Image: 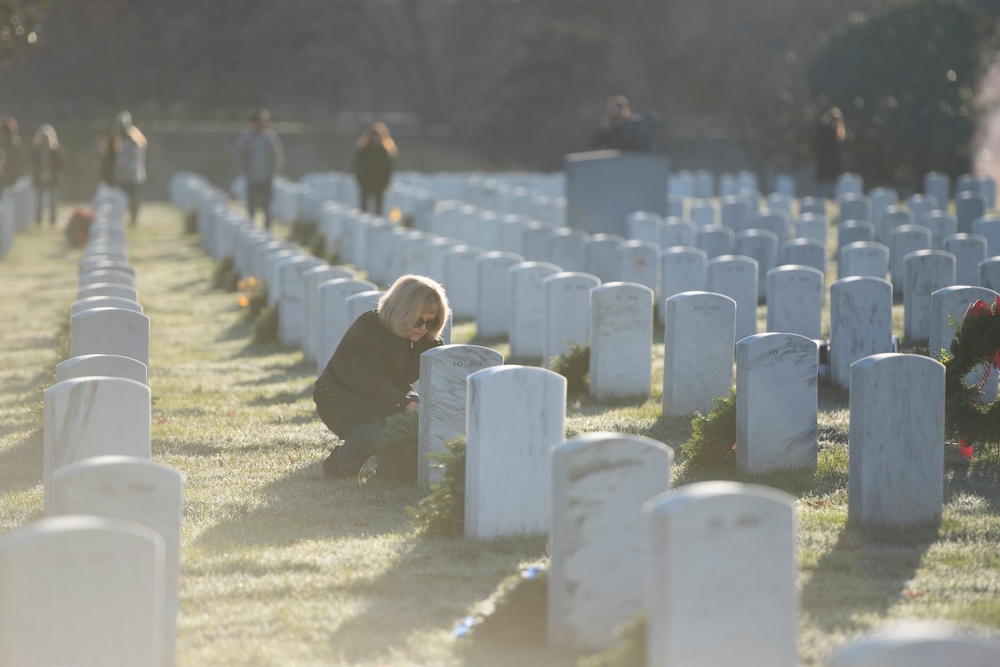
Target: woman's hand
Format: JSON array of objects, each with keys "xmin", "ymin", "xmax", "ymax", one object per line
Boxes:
[{"xmin": 404, "ymin": 402, "xmax": 419, "ymax": 412}]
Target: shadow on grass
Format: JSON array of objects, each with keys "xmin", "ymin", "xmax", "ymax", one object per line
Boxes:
[
  {"xmin": 801, "ymin": 520, "xmax": 938, "ymax": 632},
  {"xmin": 325, "ymin": 532, "xmax": 558, "ymax": 665},
  {"xmin": 192, "ymin": 457, "xmax": 558, "ymax": 665}
]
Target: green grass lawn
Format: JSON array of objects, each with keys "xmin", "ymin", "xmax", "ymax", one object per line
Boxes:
[{"xmin": 1, "ymin": 202, "xmax": 998, "ymax": 666}]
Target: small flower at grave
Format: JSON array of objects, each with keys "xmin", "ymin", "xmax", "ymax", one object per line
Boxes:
[
  {"xmin": 389, "ymin": 207, "xmax": 403, "ymax": 223},
  {"xmin": 239, "ymin": 295, "xmax": 250, "ymax": 308}
]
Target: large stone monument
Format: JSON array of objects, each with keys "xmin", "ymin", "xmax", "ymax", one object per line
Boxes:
[{"xmin": 565, "ymin": 150, "xmax": 670, "ymax": 237}]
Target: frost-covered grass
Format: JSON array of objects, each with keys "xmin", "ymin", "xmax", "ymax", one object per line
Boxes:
[{"xmin": 0, "ymin": 203, "xmax": 997, "ymax": 666}]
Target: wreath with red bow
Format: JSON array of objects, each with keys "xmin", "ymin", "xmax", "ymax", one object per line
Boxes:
[{"xmin": 942, "ymin": 296, "xmax": 1000, "ymax": 455}]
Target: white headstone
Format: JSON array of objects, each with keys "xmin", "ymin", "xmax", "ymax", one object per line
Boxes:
[
  {"xmin": 660, "ymin": 218, "xmax": 697, "ymax": 249},
  {"xmin": 696, "ymin": 224, "xmax": 735, "ymax": 259},
  {"xmin": 706, "ymin": 254, "xmax": 759, "ymax": 342},
  {"xmin": 659, "ymin": 246, "xmax": 707, "ymax": 325},
  {"xmin": 643, "ymin": 482, "xmax": 797, "ymax": 667},
  {"xmin": 829, "ymin": 277, "xmax": 894, "ymax": 389},
  {"xmin": 443, "ymin": 246, "xmax": 485, "ymax": 319},
  {"xmin": 70, "ymin": 307, "xmax": 150, "ymax": 370},
  {"xmin": 302, "ymin": 265, "xmax": 354, "ymax": 362},
  {"xmin": 766, "ymin": 265, "xmax": 824, "ymax": 339},
  {"xmin": 77, "ymin": 282, "xmax": 139, "ymax": 302},
  {"xmin": 617, "ymin": 240, "xmax": 660, "ymax": 296},
  {"xmin": 888, "ymin": 225, "xmax": 931, "ymax": 295},
  {"xmin": 827, "ymin": 621, "xmax": 1000, "ymax": 667},
  {"xmin": 509, "ymin": 261, "xmax": 561, "ymax": 360},
  {"xmin": 781, "ymin": 238, "xmax": 827, "ymax": 277},
  {"xmin": 548, "ymin": 433, "xmax": 673, "ymax": 648},
  {"xmin": 55, "ymin": 353, "xmax": 148, "ymax": 385},
  {"xmin": 465, "ymin": 366, "xmax": 566, "ymax": 538},
  {"xmin": 583, "ymin": 233, "xmax": 624, "ymax": 283},
  {"xmin": 943, "ymin": 233, "xmax": 987, "ymax": 287},
  {"xmin": 546, "ymin": 227, "xmax": 588, "ymax": 272},
  {"xmin": 43, "ymin": 377, "xmax": 152, "ymax": 511},
  {"xmin": 903, "ymin": 250, "xmax": 956, "ymax": 343},
  {"xmin": 736, "ymin": 229, "xmax": 778, "ymax": 301},
  {"xmin": 475, "ymin": 251, "xmax": 525, "ymax": 339},
  {"xmin": 849, "ymin": 354, "xmax": 944, "ymax": 526},
  {"xmin": 589, "ymin": 283, "xmax": 654, "ymax": 400},
  {"xmin": 839, "ymin": 241, "xmax": 889, "ymax": 280},
  {"xmin": 736, "ymin": 333, "xmax": 818, "ymax": 473},
  {"xmin": 0, "ymin": 515, "xmax": 164, "ymax": 667},
  {"xmin": 662, "ymin": 291, "xmax": 736, "ymax": 415},
  {"xmin": 542, "ymin": 272, "xmax": 600, "ymax": 366},
  {"xmin": 49, "ymin": 456, "xmax": 183, "ymax": 667}
]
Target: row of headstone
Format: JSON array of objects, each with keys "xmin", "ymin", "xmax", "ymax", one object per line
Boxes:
[
  {"xmin": 0, "ymin": 176, "xmax": 39, "ymax": 260},
  {"xmin": 172, "ymin": 169, "xmax": 998, "ymax": 665},
  {"xmin": 1, "ymin": 185, "xmax": 182, "ymax": 667}
]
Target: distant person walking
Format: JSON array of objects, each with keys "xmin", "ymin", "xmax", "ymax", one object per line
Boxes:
[
  {"xmin": 236, "ymin": 109, "xmax": 284, "ymax": 229},
  {"xmin": 814, "ymin": 107, "xmax": 845, "ymax": 199},
  {"xmin": 352, "ymin": 122, "xmax": 396, "ymax": 216},
  {"xmin": 0, "ymin": 117, "xmax": 26, "ymax": 194},
  {"xmin": 113, "ymin": 111, "xmax": 148, "ymax": 225},
  {"xmin": 589, "ymin": 95, "xmax": 652, "ymax": 152},
  {"xmin": 30, "ymin": 124, "xmax": 68, "ymax": 226}
]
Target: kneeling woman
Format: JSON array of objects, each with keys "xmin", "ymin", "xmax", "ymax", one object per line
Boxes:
[{"xmin": 314, "ymin": 274, "xmax": 450, "ymax": 478}]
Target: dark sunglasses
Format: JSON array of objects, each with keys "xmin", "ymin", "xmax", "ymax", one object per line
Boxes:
[{"xmin": 412, "ymin": 316, "xmax": 441, "ymax": 329}]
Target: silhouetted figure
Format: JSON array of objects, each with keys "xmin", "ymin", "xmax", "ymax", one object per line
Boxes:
[
  {"xmin": 113, "ymin": 111, "xmax": 147, "ymax": 225},
  {"xmin": 352, "ymin": 122, "xmax": 397, "ymax": 216},
  {"xmin": 815, "ymin": 107, "xmax": 845, "ymax": 199},
  {"xmin": 235, "ymin": 109, "xmax": 284, "ymax": 229},
  {"xmin": 98, "ymin": 124, "xmax": 117, "ymax": 186},
  {"xmin": 31, "ymin": 124, "xmax": 68, "ymax": 226},
  {"xmin": 0, "ymin": 117, "xmax": 26, "ymax": 194},
  {"xmin": 590, "ymin": 95, "xmax": 652, "ymax": 152}
]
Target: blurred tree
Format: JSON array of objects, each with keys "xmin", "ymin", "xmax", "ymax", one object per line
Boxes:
[
  {"xmin": 808, "ymin": 0, "xmax": 999, "ymax": 188},
  {"xmin": 475, "ymin": 20, "xmax": 612, "ymax": 170},
  {"xmin": 0, "ymin": 0, "xmax": 46, "ymax": 66}
]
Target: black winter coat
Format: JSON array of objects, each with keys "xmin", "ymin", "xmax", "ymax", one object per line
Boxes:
[
  {"xmin": 314, "ymin": 310, "xmax": 442, "ymax": 437},
  {"xmin": 352, "ymin": 143, "xmax": 394, "ymax": 192}
]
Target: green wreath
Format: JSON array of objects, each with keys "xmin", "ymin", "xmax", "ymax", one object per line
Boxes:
[{"xmin": 942, "ymin": 297, "xmax": 1000, "ymax": 449}]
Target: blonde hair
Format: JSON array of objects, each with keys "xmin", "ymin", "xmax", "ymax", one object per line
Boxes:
[
  {"xmin": 357, "ymin": 121, "xmax": 398, "ymax": 157},
  {"xmin": 33, "ymin": 124, "xmax": 58, "ymax": 150},
  {"xmin": 377, "ymin": 274, "xmax": 450, "ymax": 339}
]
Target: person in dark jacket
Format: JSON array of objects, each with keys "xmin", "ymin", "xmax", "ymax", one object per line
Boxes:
[
  {"xmin": 31, "ymin": 124, "xmax": 69, "ymax": 226},
  {"xmin": 0, "ymin": 116, "xmax": 26, "ymax": 193},
  {"xmin": 314, "ymin": 274, "xmax": 450, "ymax": 478},
  {"xmin": 814, "ymin": 107, "xmax": 845, "ymax": 199},
  {"xmin": 235, "ymin": 109, "xmax": 284, "ymax": 229},
  {"xmin": 352, "ymin": 121, "xmax": 396, "ymax": 216},
  {"xmin": 589, "ymin": 95, "xmax": 651, "ymax": 152}
]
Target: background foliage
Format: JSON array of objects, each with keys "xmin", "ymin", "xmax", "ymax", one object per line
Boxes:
[{"xmin": 809, "ymin": 0, "xmax": 999, "ymax": 189}]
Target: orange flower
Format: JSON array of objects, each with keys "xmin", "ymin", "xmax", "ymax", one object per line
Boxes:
[{"xmin": 239, "ymin": 295, "xmax": 250, "ymax": 307}]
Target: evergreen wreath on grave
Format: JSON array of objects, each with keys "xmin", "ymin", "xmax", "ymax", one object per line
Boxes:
[{"xmin": 942, "ymin": 296, "xmax": 1000, "ymax": 452}]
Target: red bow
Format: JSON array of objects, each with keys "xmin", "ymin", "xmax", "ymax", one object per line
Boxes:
[{"xmin": 959, "ymin": 438, "xmax": 974, "ymax": 459}]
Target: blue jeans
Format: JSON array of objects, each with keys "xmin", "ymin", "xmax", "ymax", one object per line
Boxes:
[{"xmin": 336, "ymin": 417, "xmax": 383, "ymax": 476}]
